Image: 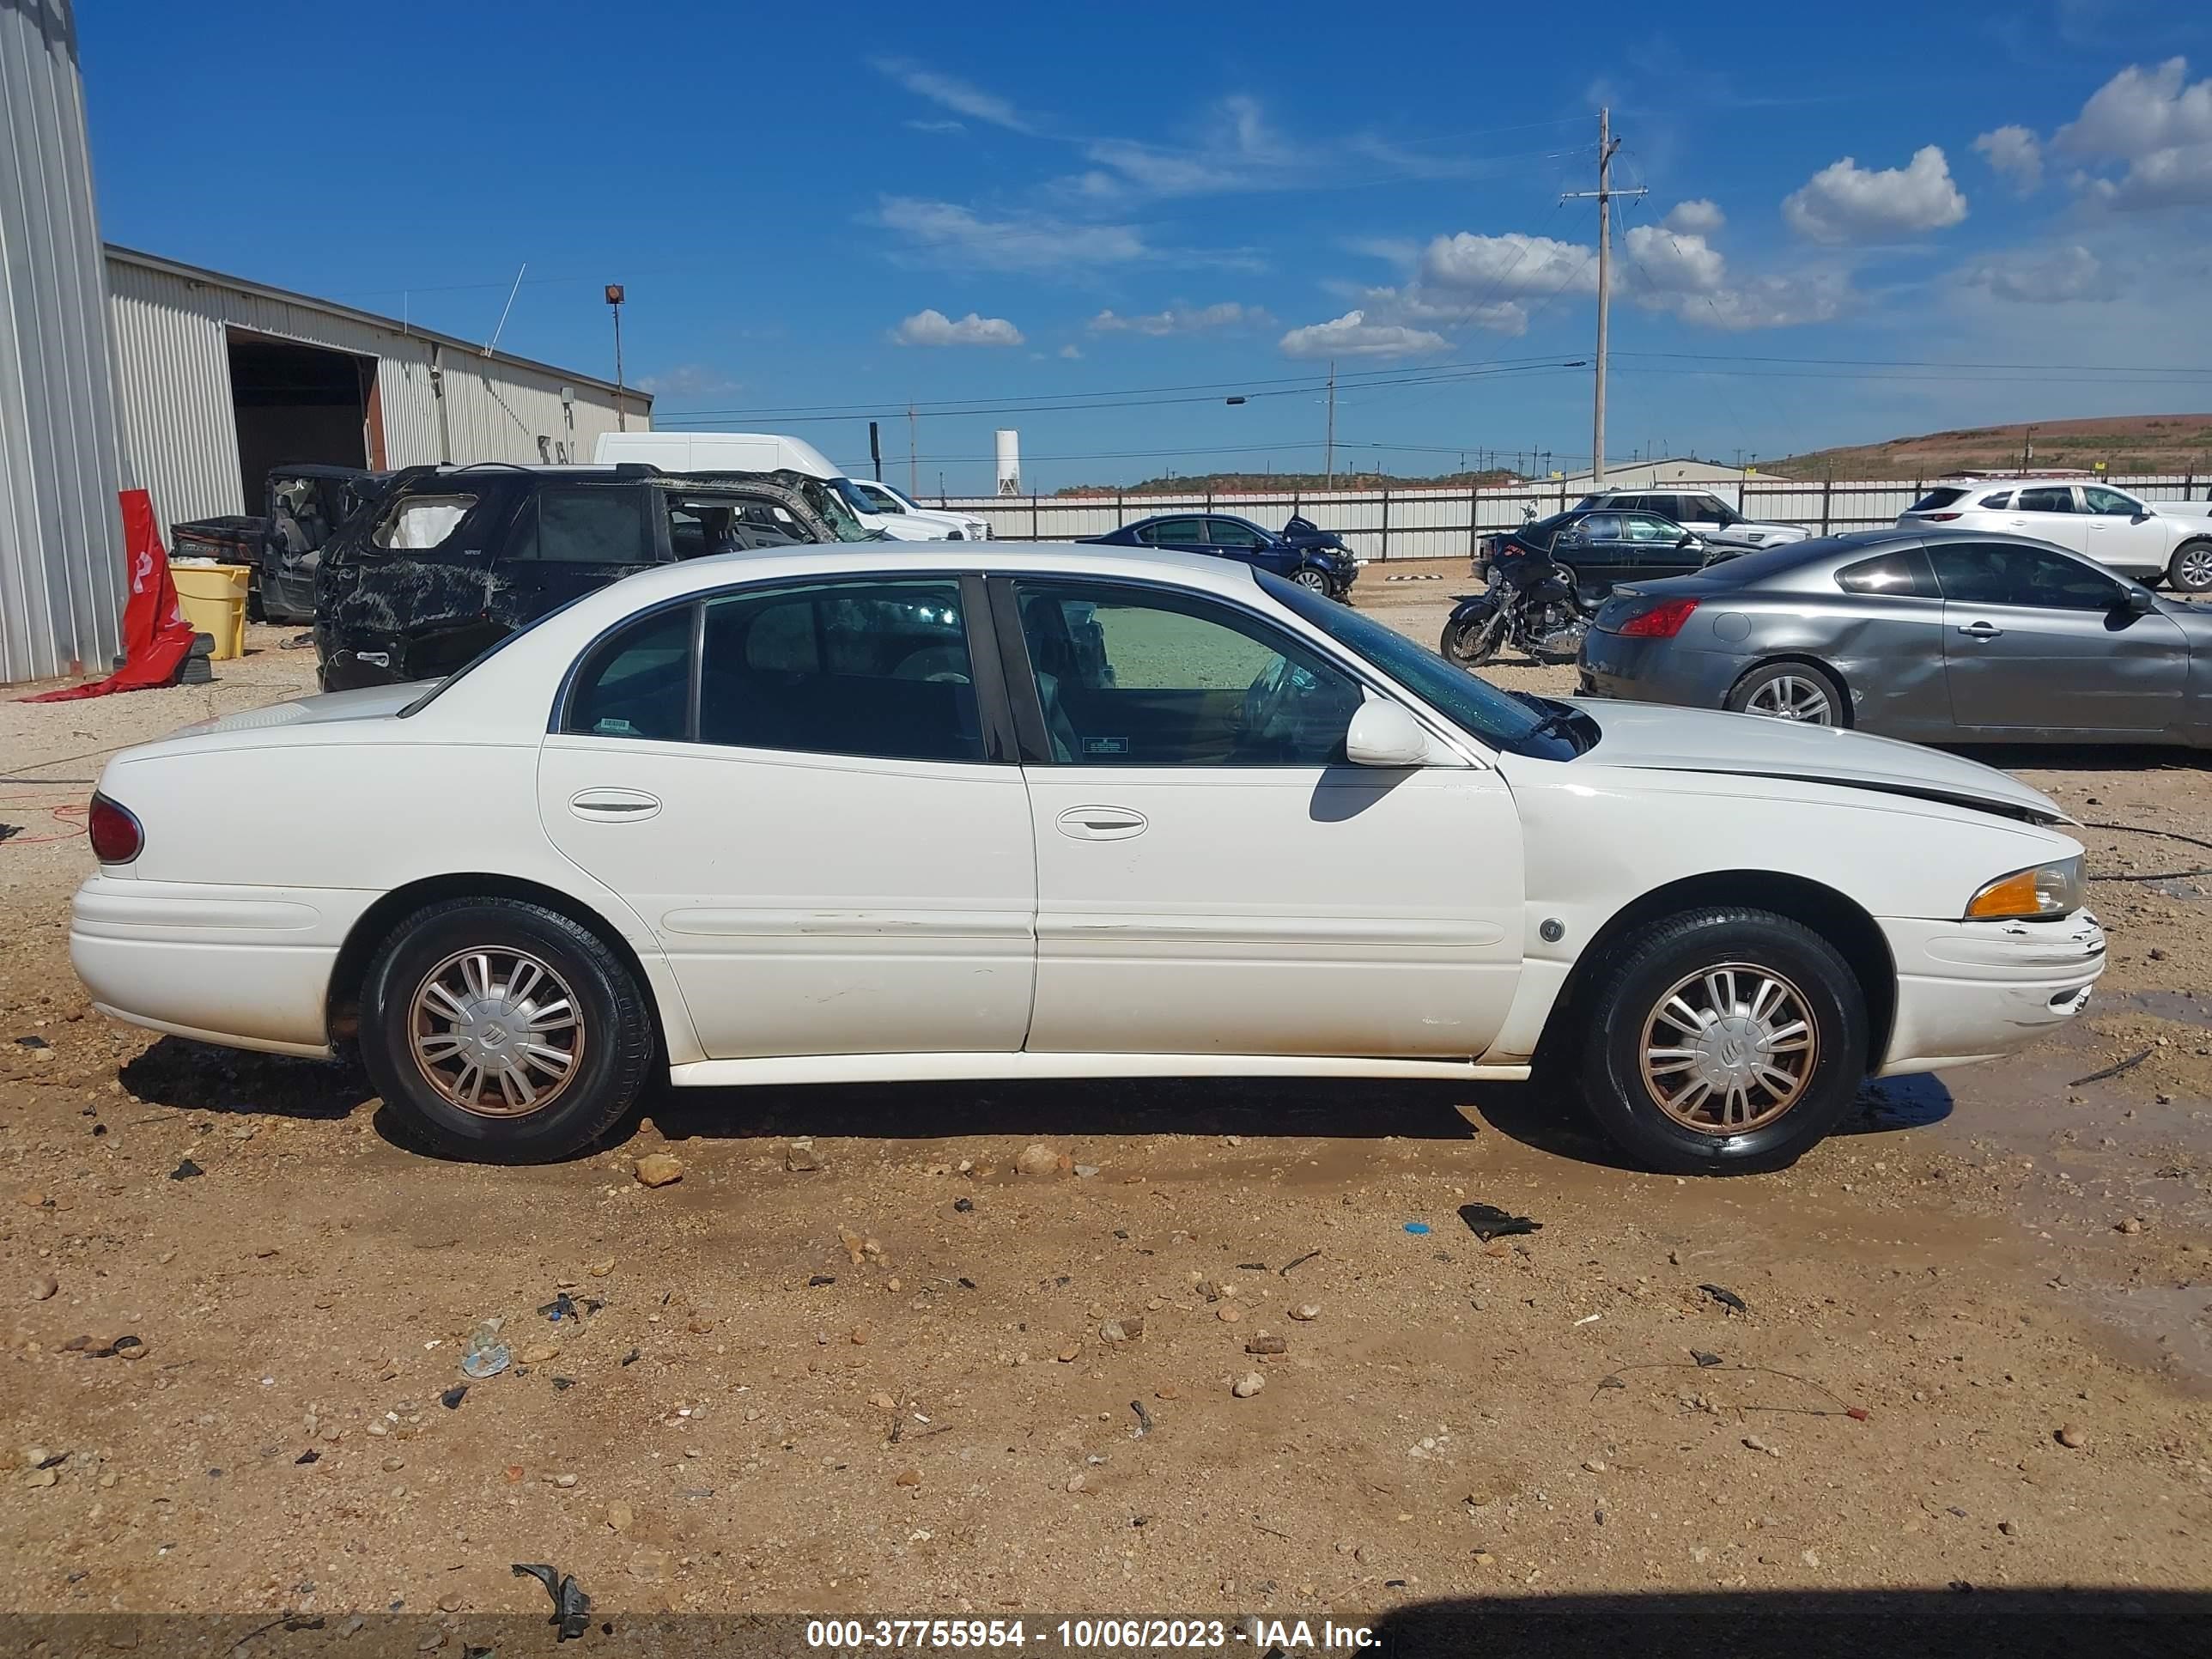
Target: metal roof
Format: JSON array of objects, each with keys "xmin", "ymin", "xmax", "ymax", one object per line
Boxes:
[{"xmin": 103, "ymin": 245, "xmax": 649, "ymax": 404}]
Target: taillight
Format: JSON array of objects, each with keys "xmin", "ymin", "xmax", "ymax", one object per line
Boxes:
[
  {"xmin": 1616, "ymin": 598, "xmax": 1700, "ymax": 639},
  {"xmin": 88, "ymin": 793, "xmax": 143, "ymax": 864},
  {"xmin": 1920, "ymin": 512, "xmax": 1962, "ymax": 521}
]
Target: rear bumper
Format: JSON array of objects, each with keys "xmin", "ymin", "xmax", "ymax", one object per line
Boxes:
[
  {"xmin": 1577, "ymin": 634, "xmax": 1750, "ymax": 708},
  {"xmin": 70, "ymin": 877, "xmax": 365, "ymax": 1058},
  {"xmin": 1876, "ymin": 910, "xmax": 2106, "ymax": 1075}
]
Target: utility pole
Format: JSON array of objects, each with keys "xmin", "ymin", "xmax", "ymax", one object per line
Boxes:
[
  {"xmin": 908, "ymin": 403, "xmax": 918, "ymax": 495},
  {"xmin": 1324, "ymin": 360, "xmax": 1336, "ymax": 486},
  {"xmin": 2021, "ymin": 424, "xmax": 2036, "ymax": 471},
  {"xmin": 1563, "ymin": 110, "xmax": 1644, "ymax": 487},
  {"xmin": 605, "ymin": 284, "xmax": 627, "ymax": 431}
]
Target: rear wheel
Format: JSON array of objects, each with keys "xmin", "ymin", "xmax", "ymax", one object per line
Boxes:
[
  {"xmin": 2167, "ymin": 540, "xmax": 2212, "ymax": 594},
  {"xmin": 1576, "ymin": 907, "xmax": 1869, "ymax": 1173},
  {"xmin": 359, "ymin": 897, "xmax": 655, "ymax": 1163},
  {"xmin": 1727, "ymin": 661, "xmax": 1844, "ymax": 726}
]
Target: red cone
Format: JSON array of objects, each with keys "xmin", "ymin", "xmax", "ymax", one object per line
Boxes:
[{"xmin": 20, "ymin": 489, "xmax": 199, "ymax": 702}]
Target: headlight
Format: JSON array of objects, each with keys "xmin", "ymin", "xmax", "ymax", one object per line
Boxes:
[{"xmin": 1966, "ymin": 856, "xmax": 2084, "ymax": 920}]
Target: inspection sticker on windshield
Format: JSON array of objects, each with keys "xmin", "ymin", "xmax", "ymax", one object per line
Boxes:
[{"xmin": 1081, "ymin": 737, "xmax": 1129, "ymax": 756}]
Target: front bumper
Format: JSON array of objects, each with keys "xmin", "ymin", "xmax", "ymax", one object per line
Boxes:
[{"xmin": 1876, "ymin": 909, "xmax": 2106, "ymax": 1075}]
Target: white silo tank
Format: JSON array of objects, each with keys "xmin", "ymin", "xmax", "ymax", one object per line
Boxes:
[{"xmin": 995, "ymin": 428, "xmax": 1021, "ymax": 495}]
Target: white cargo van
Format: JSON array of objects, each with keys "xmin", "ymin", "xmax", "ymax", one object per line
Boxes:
[{"xmin": 593, "ymin": 431, "xmax": 983, "ymax": 541}]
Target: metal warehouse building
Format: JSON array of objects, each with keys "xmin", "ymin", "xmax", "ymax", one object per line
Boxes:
[{"xmin": 104, "ymin": 247, "xmax": 650, "ymax": 548}]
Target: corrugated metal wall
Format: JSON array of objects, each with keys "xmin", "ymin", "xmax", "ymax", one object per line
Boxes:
[
  {"xmin": 0, "ymin": 0, "xmax": 126, "ymax": 684},
  {"xmin": 105, "ymin": 252, "xmax": 647, "ymax": 544}
]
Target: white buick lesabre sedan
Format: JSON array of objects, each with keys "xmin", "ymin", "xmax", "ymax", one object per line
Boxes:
[{"xmin": 72, "ymin": 545, "xmax": 2105, "ymax": 1172}]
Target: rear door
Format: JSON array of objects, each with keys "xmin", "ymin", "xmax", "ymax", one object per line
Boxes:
[
  {"xmin": 1137, "ymin": 517, "xmax": 1209, "ymax": 556},
  {"xmin": 499, "ymin": 484, "xmax": 663, "ymax": 626},
  {"xmin": 1999, "ymin": 485, "xmax": 2088, "ymax": 552},
  {"xmin": 1927, "ymin": 540, "xmax": 2187, "ymax": 732}
]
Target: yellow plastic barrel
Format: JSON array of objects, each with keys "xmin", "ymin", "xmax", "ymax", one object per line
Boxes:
[{"xmin": 169, "ymin": 562, "xmax": 252, "ymax": 661}]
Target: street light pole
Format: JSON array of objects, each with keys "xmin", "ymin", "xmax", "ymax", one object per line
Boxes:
[{"xmin": 605, "ymin": 284, "xmax": 627, "ymax": 432}]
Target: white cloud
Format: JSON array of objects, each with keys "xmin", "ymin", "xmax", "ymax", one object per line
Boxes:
[
  {"xmin": 869, "ymin": 58, "xmax": 1031, "ymax": 133},
  {"xmin": 1960, "ymin": 244, "xmax": 2122, "ymax": 304},
  {"xmin": 1419, "ymin": 231, "xmax": 1596, "ymax": 298},
  {"xmin": 1663, "ymin": 198, "xmax": 1725, "ymax": 235},
  {"xmin": 1972, "ymin": 125, "xmax": 2044, "ymax": 194},
  {"xmin": 891, "ymin": 309, "xmax": 1025, "ymax": 348},
  {"xmin": 1278, "ymin": 309, "xmax": 1448, "ymax": 361},
  {"xmin": 876, "ymin": 197, "xmax": 1149, "ymax": 272},
  {"xmin": 1088, "ymin": 301, "xmax": 1267, "ymax": 336},
  {"xmin": 1355, "ymin": 285, "xmax": 1528, "ymax": 335},
  {"xmin": 633, "ymin": 363, "xmax": 738, "ymax": 399},
  {"xmin": 1623, "ymin": 226, "xmax": 1725, "ymax": 295},
  {"xmin": 905, "ymin": 118, "xmax": 966, "ymax": 135},
  {"xmin": 1058, "ymin": 343, "xmax": 1083, "ymax": 359},
  {"xmin": 2054, "ymin": 58, "xmax": 2212, "ymax": 209},
  {"xmin": 1686, "ymin": 272, "xmax": 1847, "ymax": 331},
  {"xmin": 1782, "ymin": 145, "xmax": 1967, "ymax": 242}
]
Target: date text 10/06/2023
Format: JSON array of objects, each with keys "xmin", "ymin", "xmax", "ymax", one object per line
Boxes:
[{"xmin": 804, "ymin": 1618, "xmax": 1380, "ymax": 1652}]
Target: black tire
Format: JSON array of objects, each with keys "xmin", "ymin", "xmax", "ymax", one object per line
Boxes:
[
  {"xmin": 1440, "ymin": 607, "xmax": 1504, "ymax": 666},
  {"xmin": 1575, "ymin": 906, "xmax": 1869, "ymax": 1174},
  {"xmin": 1291, "ymin": 565, "xmax": 1332, "ymax": 592},
  {"xmin": 245, "ymin": 577, "xmax": 267, "ymax": 624},
  {"xmin": 1725, "ymin": 660, "xmax": 1846, "ymax": 726},
  {"xmin": 358, "ymin": 896, "xmax": 656, "ymax": 1163},
  {"xmin": 2166, "ymin": 540, "xmax": 2212, "ymax": 595}
]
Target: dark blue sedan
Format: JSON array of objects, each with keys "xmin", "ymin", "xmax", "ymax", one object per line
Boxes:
[{"xmin": 1083, "ymin": 514, "xmax": 1360, "ymax": 599}]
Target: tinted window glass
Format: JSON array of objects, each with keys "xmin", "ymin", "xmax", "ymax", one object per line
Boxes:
[
  {"xmin": 1623, "ymin": 514, "xmax": 1681, "ymax": 543},
  {"xmin": 373, "ymin": 493, "xmax": 477, "ymax": 550},
  {"xmin": 1577, "ymin": 514, "xmax": 1623, "ymax": 541},
  {"xmin": 512, "ymin": 487, "xmax": 653, "ymax": 563},
  {"xmin": 2083, "ymin": 486, "xmax": 2140, "ymax": 516},
  {"xmin": 1908, "ymin": 488, "xmax": 1968, "ymax": 514},
  {"xmin": 1140, "ymin": 519, "xmax": 1205, "ymax": 545},
  {"xmin": 564, "ymin": 608, "xmax": 692, "ymax": 741},
  {"xmin": 1013, "ymin": 580, "xmax": 1361, "ymax": 767},
  {"xmin": 1205, "ymin": 519, "xmax": 1267, "ymax": 549},
  {"xmin": 1836, "ymin": 551, "xmax": 1934, "ymax": 598},
  {"xmin": 1928, "ymin": 543, "xmax": 2124, "ymax": 611},
  {"xmin": 696, "ymin": 579, "xmax": 982, "ymax": 762},
  {"xmin": 1977, "ymin": 491, "xmax": 2012, "ymax": 509},
  {"xmin": 2015, "ymin": 486, "xmax": 2076, "ymax": 515}
]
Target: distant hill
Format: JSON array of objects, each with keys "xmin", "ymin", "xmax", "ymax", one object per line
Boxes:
[
  {"xmin": 1771, "ymin": 415, "xmax": 2212, "ymax": 480},
  {"xmin": 1053, "ymin": 468, "xmax": 1518, "ymax": 498}
]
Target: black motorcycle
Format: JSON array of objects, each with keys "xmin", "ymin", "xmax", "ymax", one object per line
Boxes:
[{"xmin": 1438, "ymin": 544, "xmax": 1591, "ymax": 666}]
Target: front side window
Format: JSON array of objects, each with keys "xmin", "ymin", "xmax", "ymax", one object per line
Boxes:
[
  {"xmin": 2083, "ymin": 486, "xmax": 2142, "ymax": 517},
  {"xmin": 1013, "ymin": 580, "xmax": 1361, "ymax": 766},
  {"xmin": 1927, "ymin": 543, "xmax": 2125, "ymax": 611},
  {"xmin": 698, "ymin": 578, "xmax": 982, "ymax": 763},
  {"xmin": 668, "ymin": 496, "xmax": 801, "ymax": 557},
  {"xmin": 511, "ymin": 487, "xmax": 653, "ymax": 564},
  {"xmin": 2016, "ymin": 486, "xmax": 2076, "ymax": 515},
  {"xmin": 373, "ymin": 493, "xmax": 478, "ymax": 551},
  {"xmin": 1623, "ymin": 514, "xmax": 1681, "ymax": 543},
  {"xmin": 850, "ymin": 481, "xmax": 905, "ymax": 514},
  {"xmin": 563, "ymin": 608, "xmax": 692, "ymax": 740},
  {"xmin": 1205, "ymin": 519, "xmax": 1267, "ymax": 550}
]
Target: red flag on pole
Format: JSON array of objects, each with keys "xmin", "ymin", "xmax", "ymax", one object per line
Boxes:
[{"xmin": 20, "ymin": 489, "xmax": 198, "ymax": 702}]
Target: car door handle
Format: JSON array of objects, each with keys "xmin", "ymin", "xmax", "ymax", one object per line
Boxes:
[
  {"xmin": 1055, "ymin": 805, "xmax": 1147, "ymax": 841},
  {"xmin": 568, "ymin": 787, "xmax": 663, "ymax": 822},
  {"xmin": 1956, "ymin": 621, "xmax": 2004, "ymax": 639}
]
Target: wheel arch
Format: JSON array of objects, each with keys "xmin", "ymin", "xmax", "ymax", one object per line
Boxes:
[
  {"xmin": 1726, "ymin": 653, "xmax": 1854, "ymax": 727},
  {"xmin": 1536, "ymin": 869, "xmax": 1896, "ymax": 1072},
  {"xmin": 325, "ymin": 872, "xmax": 670, "ymax": 1061}
]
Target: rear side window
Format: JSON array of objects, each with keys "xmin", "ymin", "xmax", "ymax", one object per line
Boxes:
[
  {"xmin": 1139, "ymin": 519, "xmax": 1204, "ymax": 545},
  {"xmin": 511, "ymin": 486, "xmax": 654, "ymax": 564},
  {"xmin": 1907, "ymin": 488, "xmax": 1967, "ymax": 514},
  {"xmin": 1977, "ymin": 491, "xmax": 2012, "ymax": 509},
  {"xmin": 563, "ymin": 607, "xmax": 692, "ymax": 740},
  {"xmin": 1836, "ymin": 550, "xmax": 1936, "ymax": 598},
  {"xmin": 373, "ymin": 494, "xmax": 477, "ymax": 550},
  {"xmin": 696, "ymin": 578, "xmax": 983, "ymax": 763},
  {"xmin": 2016, "ymin": 486, "xmax": 2075, "ymax": 514}
]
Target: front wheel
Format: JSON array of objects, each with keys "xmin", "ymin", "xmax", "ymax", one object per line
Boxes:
[
  {"xmin": 359, "ymin": 896, "xmax": 656, "ymax": 1162},
  {"xmin": 1440, "ymin": 606, "xmax": 1505, "ymax": 666},
  {"xmin": 2167, "ymin": 540, "xmax": 2212, "ymax": 594},
  {"xmin": 1575, "ymin": 907, "xmax": 1869, "ymax": 1173},
  {"xmin": 1290, "ymin": 566, "xmax": 1332, "ymax": 592}
]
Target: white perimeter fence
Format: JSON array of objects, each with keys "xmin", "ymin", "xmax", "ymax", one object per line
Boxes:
[{"xmin": 929, "ymin": 474, "xmax": 2212, "ymax": 562}]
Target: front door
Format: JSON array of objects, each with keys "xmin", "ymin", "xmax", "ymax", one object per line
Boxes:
[
  {"xmin": 2079, "ymin": 485, "xmax": 2169, "ymax": 575},
  {"xmin": 1926, "ymin": 541, "xmax": 2189, "ymax": 733},
  {"xmin": 537, "ymin": 574, "xmax": 1036, "ymax": 1060},
  {"xmin": 1554, "ymin": 513, "xmax": 1641, "ymax": 602},
  {"xmin": 1998, "ymin": 484, "xmax": 2087, "ymax": 553},
  {"xmin": 1001, "ymin": 576, "xmax": 1524, "ymax": 1059}
]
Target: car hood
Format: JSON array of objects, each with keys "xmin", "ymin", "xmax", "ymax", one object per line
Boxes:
[{"xmin": 1564, "ymin": 700, "xmax": 2071, "ymax": 825}]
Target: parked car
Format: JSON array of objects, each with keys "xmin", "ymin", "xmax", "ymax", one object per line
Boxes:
[
  {"xmin": 314, "ymin": 463, "xmax": 860, "ymax": 691},
  {"xmin": 595, "ymin": 430, "xmax": 986, "ymax": 541},
  {"xmin": 1899, "ymin": 477, "xmax": 2212, "ymax": 592},
  {"xmin": 172, "ymin": 465, "xmax": 392, "ymax": 623},
  {"xmin": 1580, "ymin": 528, "xmax": 2212, "ymax": 744},
  {"xmin": 1082, "ymin": 514, "xmax": 1359, "ymax": 597},
  {"xmin": 1479, "ymin": 507, "xmax": 1721, "ymax": 605},
  {"xmin": 843, "ymin": 477, "xmax": 993, "ymax": 541},
  {"xmin": 77, "ymin": 543, "xmax": 2101, "ymax": 1176},
  {"xmin": 1575, "ymin": 487, "xmax": 1808, "ymax": 550}
]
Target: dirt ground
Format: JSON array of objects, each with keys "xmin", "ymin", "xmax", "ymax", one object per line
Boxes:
[{"xmin": 3, "ymin": 573, "xmax": 2209, "ymax": 1646}]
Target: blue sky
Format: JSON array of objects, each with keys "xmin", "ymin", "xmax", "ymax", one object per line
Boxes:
[{"xmin": 78, "ymin": 0, "xmax": 2212, "ymax": 493}]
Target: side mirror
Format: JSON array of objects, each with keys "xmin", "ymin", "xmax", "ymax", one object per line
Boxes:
[
  {"xmin": 1676, "ymin": 532, "xmax": 1697, "ymax": 549},
  {"xmin": 1346, "ymin": 700, "xmax": 1432, "ymax": 768},
  {"xmin": 2122, "ymin": 586, "xmax": 2156, "ymax": 615},
  {"xmin": 2133, "ymin": 512, "xmax": 2152, "ymax": 523}
]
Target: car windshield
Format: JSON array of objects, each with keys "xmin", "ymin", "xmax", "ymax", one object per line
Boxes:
[
  {"xmin": 1260, "ymin": 572, "xmax": 1590, "ymax": 760},
  {"xmin": 795, "ymin": 478, "xmax": 880, "ymax": 541}
]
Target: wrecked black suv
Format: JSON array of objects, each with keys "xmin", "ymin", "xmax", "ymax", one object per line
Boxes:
[{"xmin": 315, "ymin": 464, "xmax": 870, "ymax": 691}]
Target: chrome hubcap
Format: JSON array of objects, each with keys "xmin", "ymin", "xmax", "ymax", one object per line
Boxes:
[
  {"xmin": 1745, "ymin": 674, "xmax": 1832, "ymax": 723},
  {"xmin": 409, "ymin": 948, "xmax": 583, "ymax": 1118},
  {"xmin": 1639, "ymin": 963, "xmax": 1818, "ymax": 1134},
  {"xmin": 2179, "ymin": 548, "xmax": 2212, "ymax": 588},
  {"xmin": 1294, "ymin": 568, "xmax": 1329, "ymax": 589}
]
